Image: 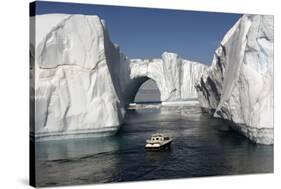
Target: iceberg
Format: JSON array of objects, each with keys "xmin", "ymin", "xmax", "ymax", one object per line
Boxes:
[
  {"xmin": 30, "ymin": 14, "xmax": 126, "ymax": 140},
  {"xmin": 195, "ymin": 15, "xmax": 273, "ymax": 144},
  {"xmin": 124, "ymin": 52, "xmax": 207, "ymax": 104}
]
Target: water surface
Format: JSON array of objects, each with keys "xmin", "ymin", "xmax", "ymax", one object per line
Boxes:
[{"xmin": 35, "ymin": 104, "xmax": 273, "ymax": 187}]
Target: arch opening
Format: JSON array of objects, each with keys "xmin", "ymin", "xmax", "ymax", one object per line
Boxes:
[
  {"xmin": 134, "ymin": 79, "xmax": 161, "ymax": 104},
  {"xmin": 123, "ymin": 76, "xmax": 162, "ymax": 106}
]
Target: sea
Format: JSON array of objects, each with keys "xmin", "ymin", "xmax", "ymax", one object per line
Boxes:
[{"xmin": 35, "ymin": 103, "xmax": 273, "ymax": 187}]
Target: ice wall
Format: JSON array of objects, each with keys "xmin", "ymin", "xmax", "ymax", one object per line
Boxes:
[
  {"xmin": 31, "ymin": 14, "xmax": 125, "ymax": 140},
  {"xmin": 195, "ymin": 15, "xmax": 273, "ymax": 144}
]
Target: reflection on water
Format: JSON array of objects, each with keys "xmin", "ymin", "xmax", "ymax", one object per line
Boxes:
[
  {"xmin": 35, "ymin": 105, "xmax": 273, "ymax": 187},
  {"xmin": 36, "ymin": 136, "xmax": 120, "ymax": 161}
]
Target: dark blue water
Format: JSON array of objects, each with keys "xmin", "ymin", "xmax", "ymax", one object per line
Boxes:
[{"xmin": 35, "ymin": 105, "xmax": 273, "ymax": 187}]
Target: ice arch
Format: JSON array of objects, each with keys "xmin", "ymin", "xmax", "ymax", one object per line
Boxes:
[
  {"xmin": 124, "ymin": 76, "xmax": 162, "ymax": 104},
  {"xmin": 122, "ymin": 52, "xmax": 207, "ymax": 105}
]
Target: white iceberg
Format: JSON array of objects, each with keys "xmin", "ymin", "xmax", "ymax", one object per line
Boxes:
[
  {"xmin": 195, "ymin": 15, "xmax": 273, "ymax": 144},
  {"xmin": 124, "ymin": 52, "xmax": 207, "ymax": 104},
  {"xmin": 31, "ymin": 14, "xmax": 125, "ymax": 140}
]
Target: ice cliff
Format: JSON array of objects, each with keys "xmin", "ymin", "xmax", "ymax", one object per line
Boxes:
[
  {"xmin": 31, "ymin": 14, "xmax": 206, "ymax": 140},
  {"xmin": 31, "ymin": 14, "xmax": 126, "ymax": 140},
  {"xmin": 195, "ymin": 15, "xmax": 273, "ymax": 144}
]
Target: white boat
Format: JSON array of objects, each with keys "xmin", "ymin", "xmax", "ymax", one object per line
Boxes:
[{"xmin": 145, "ymin": 133, "xmax": 172, "ymax": 151}]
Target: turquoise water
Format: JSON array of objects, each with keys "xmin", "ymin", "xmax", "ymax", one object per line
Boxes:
[{"xmin": 35, "ymin": 105, "xmax": 273, "ymax": 187}]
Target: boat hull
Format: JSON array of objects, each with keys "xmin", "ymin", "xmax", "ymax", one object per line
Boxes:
[{"xmin": 145, "ymin": 141, "xmax": 172, "ymax": 151}]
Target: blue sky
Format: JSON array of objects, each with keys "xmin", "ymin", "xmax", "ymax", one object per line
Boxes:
[{"xmin": 32, "ymin": 1, "xmax": 242, "ymax": 64}]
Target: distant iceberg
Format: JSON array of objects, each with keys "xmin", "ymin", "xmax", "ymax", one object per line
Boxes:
[{"xmin": 125, "ymin": 52, "xmax": 207, "ymax": 105}]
